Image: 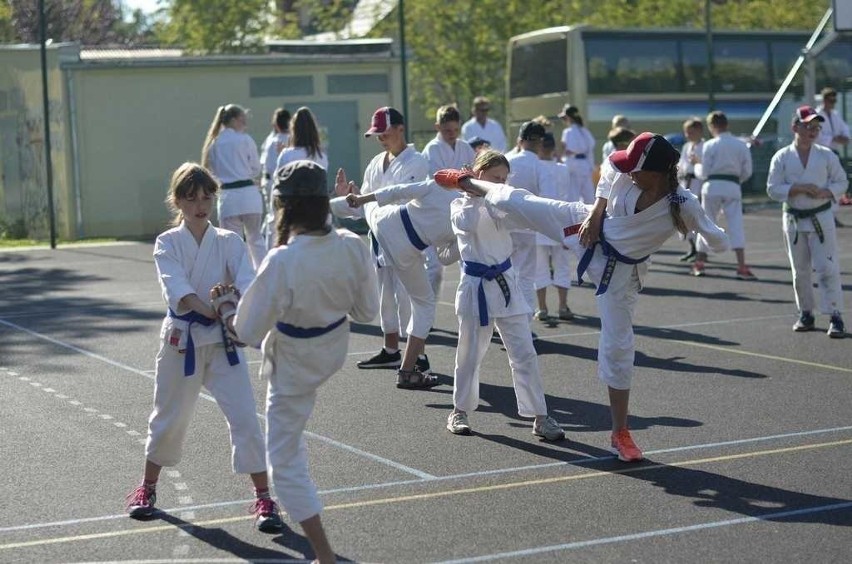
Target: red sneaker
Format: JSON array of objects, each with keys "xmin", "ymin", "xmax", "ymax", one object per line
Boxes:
[
  {"xmin": 434, "ymin": 169, "xmax": 473, "ymax": 189},
  {"xmin": 250, "ymin": 497, "xmax": 284, "ymax": 533},
  {"xmin": 125, "ymin": 485, "xmax": 157, "ymax": 518},
  {"xmin": 736, "ymin": 266, "xmax": 757, "ymax": 281},
  {"xmin": 610, "ymin": 429, "xmax": 643, "ymax": 462},
  {"xmin": 691, "ymin": 260, "xmax": 705, "ymax": 277}
]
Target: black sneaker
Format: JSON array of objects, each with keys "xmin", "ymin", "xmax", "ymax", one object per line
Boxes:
[
  {"xmin": 827, "ymin": 315, "xmax": 845, "ymax": 339},
  {"xmin": 792, "ymin": 312, "xmax": 815, "ymax": 332},
  {"xmin": 357, "ymin": 349, "xmax": 402, "ymax": 369},
  {"xmin": 415, "ymin": 354, "xmax": 430, "ymax": 375}
]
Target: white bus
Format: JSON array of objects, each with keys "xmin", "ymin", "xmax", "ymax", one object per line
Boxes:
[{"xmin": 507, "ymin": 25, "xmax": 851, "ymax": 161}]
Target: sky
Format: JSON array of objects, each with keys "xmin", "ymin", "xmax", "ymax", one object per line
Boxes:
[{"xmin": 121, "ymin": 0, "xmax": 162, "ymax": 15}]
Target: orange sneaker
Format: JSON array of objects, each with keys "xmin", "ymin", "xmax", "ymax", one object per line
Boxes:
[
  {"xmin": 736, "ymin": 266, "xmax": 757, "ymax": 281},
  {"xmin": 691, "ymin": 260, "xmax": 705, "ymax": 277},
  {"xmin": 610, "ymin": 429, "xmax": 643, "ymax": 462}
]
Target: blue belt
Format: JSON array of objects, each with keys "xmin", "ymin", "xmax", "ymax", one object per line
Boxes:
[
  {"xmin": 276, "ymin": 316, "xmax": 346, "ymax": 338},
  {"xmin": 168, "ymin": 309, "xmax": 239, "ymax": 377},
  {"xmin": 400, "ymin": 207, "xmax": 428, "ymax": 250},
  {"xmin": 576, "ymin": 218, "xmax": 649, "ymax": 296},
  {"xmin": 462, "ymin": 258, "xmax": 512, "ymax": 326}
]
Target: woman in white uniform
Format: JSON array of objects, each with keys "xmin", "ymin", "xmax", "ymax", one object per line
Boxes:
[
  {"xmin": 202, "ymin": 104, "xmax": 266, "ymax": 269},
  {"xmin": 558, "ymin": 104, "xmax": 596, "ymax": 204},
  {"xmin": 230, "ymin": 160, "xmax": 379, "ymax": 564},
  {"xmin": 434, "ymin": 133, "xmax": 728, "ymax": 461}
]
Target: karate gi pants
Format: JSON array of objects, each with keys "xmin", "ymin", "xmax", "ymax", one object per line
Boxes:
[
  {"xmin": 510, "ymin": 231, "xmax": 538, "ymax": 315},
  {"xmin": 784, "ymin": 223, "xmax": 844, "ymax": 315},
  {"xmin": 535, "ymin": 244, "xmax": 571, "ymax": 290},
  {"xmin": 595, "ymin": 265, "xmax": 641, "ymax": 390},
  {"xmin": 377, "ymin": 265, "xmax": 411, "ymax": 339},
  {"xmin": 453, "ymin": 312, "xmax": 547, "ymax": 417},
  {"xmin": 424, "ymin": 246, "xmax": 445, "ymax": 299},
  {"xmin": 146, "ymin": 344, "xmax": 266, "ymax": 473},
  {"xmin": 696, "ymin": 193, "xmax": 745, "ymax": 251},
  {"xmin": 220, "ymin": 214, "xmax": 267, "ymax": 270}
]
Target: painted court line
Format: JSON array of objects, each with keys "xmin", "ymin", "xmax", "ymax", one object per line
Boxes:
[
  {"xmin": 1, "ymin": 438, "xmax": 849, "ymax": 551},
  {"xmin": 670, "ymin": 339, "xmax": 852, "ymax": 374},
  {"xmin": 432, "ymin": 501, "xmax": 852, "ymax": 563},
  {"xmin": 0, "ymin": 317, "xmax": 433, "ymax": 480}
]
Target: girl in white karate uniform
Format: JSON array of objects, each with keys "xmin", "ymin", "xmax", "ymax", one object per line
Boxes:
[
  {"xmin": 445, "ymin": 150, "xmax": 565, "ymax": 440},
  {"xmin": 125, "ymin": 163, "xmax": 283, "ymax": 533},
  {"xmin": 202, "ymin": 104, "xmax": 266, "ymax": 269},
  {"xmin": 435, "ymin": 134, "xmax": 728, "ymax": 461},
  {"xmin": 230, "ymin": 160, "xmax": 379, "ymax": 564},
  {"xmin": 558, "ymin": 104, "xmax": 596, "ymax": 204}
]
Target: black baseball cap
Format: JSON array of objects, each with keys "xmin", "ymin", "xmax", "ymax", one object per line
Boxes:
[
  {"xmin": 272, "ymin": 160, "xmax": 328, "ymax": 198},
  {"xmin": 519, "ymin": 121, "xmax": 546, "ymax": 141}
]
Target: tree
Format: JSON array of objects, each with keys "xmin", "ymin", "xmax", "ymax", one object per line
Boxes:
[
  {"xmin": 156, "ymin": 0, "xmax": 273, "ymax": 53},
  {"xmin": 8, "ymin": 0, "xmax": 126, "ymax": 44}
]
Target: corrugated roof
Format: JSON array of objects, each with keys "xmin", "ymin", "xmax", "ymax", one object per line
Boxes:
[{"xmin": 80, "ymin": 47, "xmax": 184, "ymax": 60}]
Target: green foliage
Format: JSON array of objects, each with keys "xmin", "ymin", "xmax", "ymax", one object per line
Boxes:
[{"xmin": 157, "ymin": 0, "xmax": 272, "ymax": 53}]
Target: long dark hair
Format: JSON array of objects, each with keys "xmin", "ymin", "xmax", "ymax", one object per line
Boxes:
[
  {"xmin": 273, "ymin": 195, "xmax": 330, "ymax": 247},
  {"xmin": 289, "ymin": 106, "xmax": 324, "ymax": 160},
  {"xmin": 667, "ymin": 167, "xmax": 688, "ymax": 236}
]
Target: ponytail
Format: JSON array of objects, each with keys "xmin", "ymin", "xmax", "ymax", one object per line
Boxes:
[
  {"xmin": 201, "ymin": 106, "xmax": 226, "ymax": 168},
  {"xmin": 666, "ymin": 167, "xmax": 688, "ymax": 236}
]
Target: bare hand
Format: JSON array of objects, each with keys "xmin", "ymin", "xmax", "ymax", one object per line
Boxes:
[
  {"xmin": 578, "ymin": 216, "xmax": 601, "ymax": 247},
  {"xmin": 346, "ymin": 193, "xmax": 363, "ymax": 208},
  {"xmin": 335, "ymin": 169, "xmax": 354, "ymax": 197}
]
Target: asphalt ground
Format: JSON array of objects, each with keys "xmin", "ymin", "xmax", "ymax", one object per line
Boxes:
[{"xmin": 1, "ymin": 204, "xmax": 850, "ymax": 563}]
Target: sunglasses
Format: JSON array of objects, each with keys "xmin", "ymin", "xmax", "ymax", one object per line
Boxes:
[{"xmin": 798, "ymin": 122, "xmax": 822, "ymax": 131}]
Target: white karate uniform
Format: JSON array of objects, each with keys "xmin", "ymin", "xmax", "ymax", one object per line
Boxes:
[
  {"xmin": 461, "ymin": 117, "xmax": 507, "ymax": 152},
  {"xmin": 767, "ymin": 143, "xmax": 848, "ymax": 315},
  {"xmin": 266, "ymin": 146, "xmax": 329, "ymax": 249},
  {"xmin": 816, "ymin": 106, "xmax": 851, "ymax": 153},
  {"xmin": 678, "ymin": 139, "xmax": 705, "ymax": 243},
  {"xmin": 451, "ymin": 194, "xmax": 547, "ymax": 417},
  {"xmin": 260, "ymin": 131, "xmax": 289, "ymax": 185},
  {"xmin": 359, "ymin": 146, "xmax": 430, "ymax": 337},
  {"xmin": 208, "ymin": 127, "xmax": 266, "ymax": 269},
  {"xmin": 534, "ymin": 160, "xmax": 572, "ymax": 290},
  {"xmin": 422, "ymin": 135, "xmax": 477, "ymax": 296},
  {"xmin": 147, "ymin": 222, "xmax": 265, "ymax": 474},
  {"xmin": 697, "ymin": 132, "xmax": 752, "ymax": 252},
  {"xmin": 330, "ymin": 180, "xmax": 460, "ymax": 339},
  {"xmin": 561, "ymin": 125, "xmax": 596, "ymax": 203},
  {"xmin": 506, "ymin": 149, "xmax": 548, "ymax": 315},
  {"xmin": 234, "ymin": 229, "xmax": 379, "ymax": 524},
  {"xmin": 482, "ymin": 177, "xmax": 728, "ymax": 390}
]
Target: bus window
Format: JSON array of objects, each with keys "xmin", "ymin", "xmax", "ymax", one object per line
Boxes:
[
  {"xmin": 817, "ymin": 41, "xmax": 852, "ymax": 88},
  {"xmin": 770, "ymin": 39, "xmax": 805, "ymax": 96},
  {"xmin": 681, "ymin": 39, "xmax": 708, "ymax": 93},
  {"xmin": 712, "ymin": 38, "xmax": 771, "ymax": 92},
  {"xmin": 586, "ymin": 37, "xmax": 678, "ymax": 94},
  {"xmin": 509, "ymin": 38, "xmax": 567, "ymax": 98}
]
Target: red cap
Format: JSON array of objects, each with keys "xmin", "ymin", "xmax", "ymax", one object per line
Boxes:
[
  {"xmin": 609, "ymin": 132, "xmax": 679, "ymax": 174},
  {"xmin": 794, "ymin": 105, "xmax": 825, "ymax": 124},
  {"xmin": 364, "ymin": 106, "xmax": 404, "ymax": 137}
]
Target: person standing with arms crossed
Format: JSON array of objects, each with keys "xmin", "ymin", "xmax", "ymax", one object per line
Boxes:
[
  {"xmin": 692, "ymin": 111, "xmax": 755, "ymax": 279},
  {"xmin": 815, "ymin": 87, "xmax": 851, "ymax": 225},
  {"xmin": 559, "ymin": 104, "xmax": 597, "ymax": 204},
  {"xmin": 766, "ymin": 106, "xmax": 847, "ymax": 338},
  {"xmin": 461, "ymin": 96, "xmax": 508, "ymax": 152},
  {"xmin": 202, "ymin": 104, "xmax": 266, "ymax": 269}
]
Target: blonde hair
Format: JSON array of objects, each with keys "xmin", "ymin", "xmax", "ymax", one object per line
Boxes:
[
  {"xmin": 666, "ymin": 167, "xmax": 688, "ymax": 236},
  {"xmin": 472, "ymin": 149, "xmax": 510, "ymax": 174},
  {"xmin": 201, "ymin": 104, "xmax": 246, "ymax": 168},
  {"xmin": 166, "ymin": 162, "xmax": 219, "ymax": 226},
  {"xmin": 532, "ymin": 114, "xmax": 552, "ymax": 128}
]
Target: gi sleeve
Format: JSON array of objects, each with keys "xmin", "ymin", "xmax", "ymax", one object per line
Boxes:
[
  {"xmin": 234, "ymin": 254, "xmax": 288, "ymax": 348},
  {"xmin": 826, "ymin": 151, "xmax": 849, "ymax": 199},
  {"xmin": 153, "ymin": 234, "xmax": 195, "ymax": 313},
  {"xmin": 348, "ymin": 238, "xmax": 380, "ymax": 323},
  {"xmin": 685, "ymin": 195, "xmax": 729, "ymax": 253},
  {"xmin": 766, "ymin": 151, "xmax": 792, "ymax": 202},
  {"xmin": 372, "ymin": 180, "xmax": 433, "ymax": 206},
  {"xmin": 329, "ymin": 196, "xmax": 365, "ymax": 219},
  {"xmin": 224, "ymin": 232, "xmax": 256, "ymax": 293},
  {"xmin": 244, "ymin": 135, "xmax": 262, "ymax": 179}
]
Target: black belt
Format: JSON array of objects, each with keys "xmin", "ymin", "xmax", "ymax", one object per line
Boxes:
[
  {"xmin": 783, "ymin": 201, "xmax": 832, "ymax": 244},
  {"xmin": 706, "ymin": 174, "xmax": 740, "ymax": 184},
  {"xmin": 221, "ymin": 179, "xmax": 254, "ymax": 189},
  {"xmin": 574, "ymin": 154, "xmax": 587, "ymax": 160}
]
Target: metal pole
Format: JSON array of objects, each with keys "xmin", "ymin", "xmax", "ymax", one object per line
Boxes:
[
  {"xmin": 705, "ymin": 0, "xmax": 715, "ymax": 112},
  {"xmin": 39, "ymin": 0, "xmax": 57, "ymax": 249},
  {"xmin": 398, "ymin": 0, "xmax": 409, "ymax": 141}
]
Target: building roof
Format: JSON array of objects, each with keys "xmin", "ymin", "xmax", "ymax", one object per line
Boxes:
[{"xmin": 306, "ymin": 0, "xmax": 396, "ymax": 41}]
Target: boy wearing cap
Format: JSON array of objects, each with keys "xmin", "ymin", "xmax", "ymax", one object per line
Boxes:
[
  {"xmin": 767, "ymin": 106, "xmax": 848, "ymax": 338},
  {"xmin": 232, "ymin": 160, "xmax": 379, "ymax": 563},
  {"xmin": 461, "ymin": 96, "xmax": 508, "ymax": 152},
  {"xmin": 507, "ymin": 121, "xmax": 551, "ymax": 317},
  {"xmin": 336, "ymin": 107, "xmax": 432, "ymax": 375},
  {"xmin": 433, "ymin": 132, "xmax": 728, "ymax": 461},
  {"xmin": 692, "ymin": 111, "xmax": 755, "ymax": 279}
]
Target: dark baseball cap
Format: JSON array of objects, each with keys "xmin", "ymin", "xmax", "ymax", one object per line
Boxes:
[
  {"xmin": 364, "ymin": 106, "xmax": 404, "ymax": 137},
  {"xmin": 272, "ymin": 160, "xmax": 328, "ymax": 198}
]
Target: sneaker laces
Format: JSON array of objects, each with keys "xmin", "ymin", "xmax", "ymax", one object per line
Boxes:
[
  {"xmin": 125, "ymin": 485, "xmax": 153, "ymax": 508},
  {"xmin": 250, "ymin": 497, "xmax": 278, "ymax": 517},
  {"xmin": 613, "ymin": 429, "xmax": 638, "ymax": 450}
]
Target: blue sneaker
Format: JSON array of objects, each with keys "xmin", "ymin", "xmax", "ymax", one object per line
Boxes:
[
  {"xmin": 793, "ymin": 312, "xmax": 815, "ymax": 332},
  {"xmin": 827, "ymin": 314, "xmax": 845, "ymax": 339}
]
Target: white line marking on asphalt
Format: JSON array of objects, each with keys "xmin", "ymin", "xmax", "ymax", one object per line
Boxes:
[
  {"xmin": 0, "ymin": 316, "xmax": 432, "ymax": 479},
  {"xmin": 3, "ymin": 425, "xmax": 849, "ymax": 535},
  {"xmin": 99, "ymin": 414, "xmax": 113, "ymax": 420},
  {"xmin": 17, "ymin": 376, "xmax": 29, "ymax": 381},
  {"xmin": 165, "ymin": 470, "xmax": 181, "ymax": 479},
  {"xmin": 42, "ymin": 388, "xmax": 56, "ymax": 393},
  {"xmin": 69, "ymin": 400, "xmax": 81, "ymax": 406},
  {"xmin": 113, "ymin": 422, "xmax": 127, "ymax": 428},
  {"xmin": 173, "ymin": 483, "xmax": 188, "ymax": 491},
  {"xmin": 432, "ymin": 501, "xmax": 852, "ymax": 563},
  {"xmin": 29, "ymin": 382, "xmax": 42, "ymax": 387},
  {"xmin": 127, "ymin": 430, "xmax": 141, "ymax": 436},
  {"xmin": 178, "ymin": 496, "xmax": 193, "ymax": 505}
]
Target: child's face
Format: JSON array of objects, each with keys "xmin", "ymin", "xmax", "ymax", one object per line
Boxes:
[
  {"xmin": 684, "ymin": 125, "xmax": 703, "ymax": 142},
  {"xmin": 437, "ymin": 121, "xmax": 460, "ymax": 144},
  {"xmin": 177, "ymin": 189, "xmax": 215, "ymax": 223},
  {"xmin": 476, "ymin": 164, "xmax": 509, "ymax": 184},
  {"xmin": 628, "ymin": 170, "xmax": 664, "ymax": 190}
]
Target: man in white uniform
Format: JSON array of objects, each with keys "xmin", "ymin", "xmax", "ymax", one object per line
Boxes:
[
  {"xmin": 692, "ymin": 111, "xmax": 755, "ymax": 279},
  {"xmin": 348, "ymin": 107, "xmax": 431, "ymax": 372},
  {"xmin": 815, "ymin": 87, "xmax": 851, "ymax": 226},
  {"xmin": 461, "ymin": 96, "xmax": 507, "ymax": 152},
  {"xmin": 676, "ymin": 117, "xmax": 705, "ymax": 262},
  {"xmin": 766, "ymin": 106, "xmax": 847, "ymax": 338}
]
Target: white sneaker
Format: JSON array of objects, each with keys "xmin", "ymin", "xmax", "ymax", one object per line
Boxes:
[
  {"xmin": 532, "ymin": 416, "xmax": 565, "ymax": 441},
  {"xmin": 534, "ymin": 309, "xmax": 550, "ymax": 321},
  {"xmin": 447, "ymin": 412, "xmax": 472, "ymax": 435}
]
